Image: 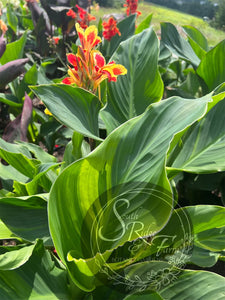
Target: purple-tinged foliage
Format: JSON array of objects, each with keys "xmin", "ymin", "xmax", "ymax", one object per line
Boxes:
[
  {"xmin": 0, "ymin": 58, "xmax": 29, "ymax": 90},
  {"xmin": 3, "ymin": 93, "xmax": 33, "ymax": 142}
]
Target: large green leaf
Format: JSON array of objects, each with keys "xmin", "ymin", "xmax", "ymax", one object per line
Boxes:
[
  {"xmin": 148, "ymin": 205, "xmax": 225, "ymax": 267},
  {"xmin": 101, "ymin": 28, "xmax": 163, "ymax": 133},
  {"xmin": 0, "ymin": 164, "xmax": 29, "ymax": 183},
  {"xmin": 0, "ymin": 244, "xmax": 36, "ymax": 270},
  {"xmin": 25, "ymin": 162, "xmax": 59, "ymax": 195},
  {"xmin": 184, "ymin": 205, "xmax": 225, "ymax": 253},
  {"xmin": 0, "ymin": 32, "xmax": 27, "ymax": 65},
  {"xmin": 0, "ymin": 240, "xmax": 70, "ymax": 300},
  {"xmin": 0, "ymin": 138, "xmax": 39, "ymax": 178},
  {"xmin": 0, "ymin": 221, "xmax": 16, "ymax": 240},
  {"xmin": 31, "ymin": 84, "xmax": 102, "ymax": 140},
  {"xmin": 162, "ymin": 205, "xmax": 225, "ymax": 238},
  {"xmin": 16, "ymin": 141, "xmax": 57, "ymax": 163},
  {"xmin": 190, "ymin": 246, "xmax": 221, "ymax": 267},
  {"xmin": 182, "ymin": 25, "xmax": 208, "ymax": 52},
  {"xmin": 135, "ymin": 13, "xmax": 153, "ymax": 35},
  {"xmin": 167, "ymin": 99, "xmax": 225, "ymax": 174},
  {"xmin": 197, "ymin": 40, "xmax": 225, "ymax": 91},
  {"xmin": 182, "ymin": 25, "xmax": 208, "ymax": 60},
  {"xmin": 124, "ymin": 261, "xmax": 182, "ymax": 293},
  {"xmin": 49, "ymin": 95, "xmax": 210, "ymax": 291},
  {"xmin": 124, "ymin": 261, "xmax": 225, "ymax": 298},
  {"xmin": 0, "ymin": 195, "xmax": 51, "ymax": 244},
  {"xmin": 160, "ymin": 270, "xmax": 225, "ymax": 299},
  {"xmin": 161, "ymin": 22, "xmax": 200, "ymax": 67}
]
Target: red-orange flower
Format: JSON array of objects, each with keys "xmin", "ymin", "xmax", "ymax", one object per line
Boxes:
[
  {"xmin": 92, "ymin": 51, "xmax": 127, "ymax": 90},
  {"xmin": 76, "ymin": 5, "xmax": 96, "ymax": 29},
  {"xmin": 62, "ymin": 52, "xmax": 85, "ymax": 87},
  {"xmin": 62, "ymin": 24, "xmax": 127, "ymax": 94},
  {"xmin": 102, "ymin": 17, "xmax": 121, "ymax": 41},
  {"xmin": 75, "ymin": 23, "xmax": 101, "ymax": 61},
  {"xmin": 124, "ymin": 0, "xmax": 141, "ymax": 16},
  {"xmin": 53, "ymin": 37, "xmax": 60, "ymax": 45},
  {"xmin": 66, "ymin": 9, "xmax": 76, "ymax": 19}
]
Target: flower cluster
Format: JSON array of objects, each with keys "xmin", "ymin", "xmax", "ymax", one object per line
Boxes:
[
  {"xmin": 62, "ymin": 23, "xmax": 127, "ymax": 94},
  {"xmin": 124, "ymin": 0, "xmax": 141, "ymax": 16},
  {"xmin": 66, "ymin": 5, "xmax": 96, "ymax": 29},
  {"xmin": 102, "ymin": 17, "xmax": 121, "ymax": 41},
  {"xmin": 66, "ymin": 9, "xmax": 76, "ymax": 19}
]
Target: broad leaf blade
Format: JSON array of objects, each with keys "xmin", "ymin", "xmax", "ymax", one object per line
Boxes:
[
  {"xmin": 0, "ymin": 195, "xmax": 51, "ymax": 244},
  {"xmin": 101, "ymin": 28, "xmax": 163, "ymax": 133},
  {"xmin": 49, "ymin": 95, "xmax": 210, "ymax": 291},
  {"xmin": 182, "ymin": 25, "xmax": 208, "ymax": 59},
  {"xmin": 161, "ymin": 22, "xmax": 200, "ymax": 67},
  {"xmin": 0, "ymin": 164, "xmax": 29, "ymax": 183},
  {"xmin": 135, "ymin": 13, "xmax": 153, "ymax": 34},
  {"xmin": 150, "ymin": 205, "xmax": 225, "ymax": 267},
  {"xmin": 0, "ymin": 32, "xmax": 27, "ymax": 65},
  {"xmin": 0, "ymin": 244, "xmax": 36, "ymax": 270},
  {"xmin": 190, "ymin": 246, "xmax": 220, "ymax": 268},
  {"xmin": 0, "ymin": 138, "xmax": 39, "ymax": 178},
  {"xmin": 160, "ymin": 270, "xmax": 225, "ymax": 299},
  {"xmin": 31, "ymin": 84, "xmax": 102, "ymax": 140},
  {"xmin": 0, "ymin": 240, "xmax": 70, "ymax": 300},
  {"xmin": 16, "ymin": 141, "xmax": 57, "ymax": 163},
  {"xmin": 182, "ymin": 25, "xmax": 208, "ymax": 51},
  {"xmin": 0, "ymin": 221, "xmax": 16, "ymax": 240},
  {"xmin": 167, "ymin": 99, "xmax": 225, "ymax": 174},
  {"xmin": 197, "ymin": 40, "xmax": 225, "ymax": 91}
]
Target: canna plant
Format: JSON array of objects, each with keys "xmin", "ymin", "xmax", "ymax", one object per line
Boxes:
[{"xmin": 1, "ymin": 8, "xmax": 225, "ymax": 300}]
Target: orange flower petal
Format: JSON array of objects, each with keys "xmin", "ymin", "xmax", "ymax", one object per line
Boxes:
[
  {"xmin": 102, "ymin": 64, "xmax": 127, "ymax": 76},
  {"xmin": 112, "ymin": 65, "xmax": 127, "ymax": 76}
]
